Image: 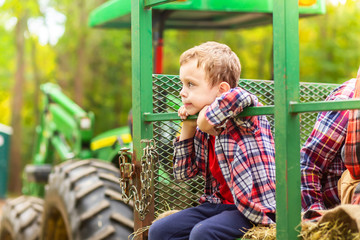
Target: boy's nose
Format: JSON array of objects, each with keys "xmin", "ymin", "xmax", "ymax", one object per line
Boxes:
[{"xmin": 180, "ymin": 87, "xmax": 187, "ymax": 98}]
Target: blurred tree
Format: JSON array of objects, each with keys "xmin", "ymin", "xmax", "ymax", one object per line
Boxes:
[
  {"xmin": 1, "ymin": 0, "xmax": 41, "ymax": 194},
  {"xmin": 0, "ymin": 16, "xmax": 15, "ymax": 92},
  {"xmin": 11, "ymin": 12, "xmax": 27, "ymax": 194},
  {"xmin": 85, "ymin": 28, "xmax": 132, "ymax": 133},
  {"xmin": 49, "ymin": 0, "xmax": 90, "ymax": 106},
  {"xmin": 49, "ymin": 0, "xmax": 133, "ymax": 134},
  {"xmin": 163, "ymin": 26, "xmax": 273, "ymax": 80},
  {"xmin": 299, "ymin": 0, "xmax": 360, "ymax": 83},
  {"xmin": 30, "ymin": 36, "xmax": 41, "ymax": 125}
]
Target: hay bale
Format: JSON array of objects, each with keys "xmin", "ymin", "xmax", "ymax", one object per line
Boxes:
[
  {"xmin": 242, "ymin": 224, "xmax": 276, "ymax": 240},
  {"xmin": 300, "ymin": 220, "xmax": 360, "ymax": 240},
  {"xmin": 242, "ymin": 220, "xmax": 360, "ymax": 240},
  {"xmin": 128, "ymin": 209, "xmax": 180, "ymax": 240},
  {"xmin": 152, "ymin": 209, "xmax": 180, "ymax": 224}
]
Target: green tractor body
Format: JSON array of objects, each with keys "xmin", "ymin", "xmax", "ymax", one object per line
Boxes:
[{"xmin": 22, "ymin": 83, "xmax": 132, "ymax": 198}]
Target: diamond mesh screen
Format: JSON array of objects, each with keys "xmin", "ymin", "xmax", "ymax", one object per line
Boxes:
[{"xmin": 152, "ymin": 74, "xmax": 339, "ymax": 215}]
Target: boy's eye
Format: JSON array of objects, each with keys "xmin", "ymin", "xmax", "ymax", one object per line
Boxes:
[{"xmin": 188, "ymin": 82, "xmax": 194, "ymax": 87}]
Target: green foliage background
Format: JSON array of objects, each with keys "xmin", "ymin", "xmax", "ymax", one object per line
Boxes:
[{"xmin": 0, "ymin": 0, "xmax": 359, "ymax": 178}]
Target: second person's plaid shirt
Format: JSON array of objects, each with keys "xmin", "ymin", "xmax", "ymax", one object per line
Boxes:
[{"xmin": 301, "ymin": 78, "xmax": 356, "ymax": 211}]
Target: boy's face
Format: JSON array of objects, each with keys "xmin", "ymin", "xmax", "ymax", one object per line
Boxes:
[{"xmin": 179, "ymin": 59, "xmax": 220, "ymax": 115}]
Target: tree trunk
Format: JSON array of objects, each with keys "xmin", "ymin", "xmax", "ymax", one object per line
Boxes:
[
  {"xmin": 74, "ymin": 0, "xmax": 87, "ymax": 107},
  {"xmin": 9, "ymin": 14, "xmax": 27, "ymax": 194},
  {"xmin": 31, "ymin": 38, "xmax": 41, "ymax": 126}
]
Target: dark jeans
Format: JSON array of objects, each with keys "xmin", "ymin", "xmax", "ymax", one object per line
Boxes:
[{"xmin": 148, "ymin": 202, "xmax": 253, "ymax": 240}]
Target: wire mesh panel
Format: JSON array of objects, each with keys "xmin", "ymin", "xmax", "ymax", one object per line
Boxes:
[
  {"xmin": 153, "ymin": 75, "xmax": 201, "ymax": 214},
  {"xmin": 152, "ymin": 74, "xmax": 339, "ymax": 215}
]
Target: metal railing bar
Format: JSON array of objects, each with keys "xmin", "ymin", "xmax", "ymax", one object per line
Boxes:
[{"xmin": 290, "ymin": 99, "xmax": 360, "ymax": 113}]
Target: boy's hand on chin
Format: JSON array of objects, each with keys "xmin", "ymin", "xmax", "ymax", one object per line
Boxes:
[{"xmin": 178, "ymin": 105, "xmax": 197, "ymax": 127}]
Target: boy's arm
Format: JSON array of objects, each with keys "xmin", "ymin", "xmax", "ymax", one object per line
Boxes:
[
  {"xmin": 197, "ymin": 106, "xmax": 220, "ymax": 136},
  {"xmin": 179, "ymin": 120, "xmax": 197, "ymax": 141},
  {"xmin": 178, "ymin": 105, "xmax": 197, "ymax": 140},
  {"xmin": 198, "ymin": 87, "xmax": 254, "ymax": 134},
  {"xmin": 173, "ymin": 105, "xmax": 201, "ymax": 180},
  {"xmin": 173, "ymin": 136, "xmax": 200, "ymax": 180}
]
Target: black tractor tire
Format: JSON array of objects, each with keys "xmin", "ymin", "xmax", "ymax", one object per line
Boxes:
[
  {"xmin": 0, "ymin": 196, "xmax": 44, "ymax": 240},
  {"xmin": 41, "ymin": 159, "xmax": 134, "ymax": 240}
]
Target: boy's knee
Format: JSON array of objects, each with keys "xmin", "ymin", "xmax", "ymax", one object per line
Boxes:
[
  {"xmin": 148, "ymin": 220, "xmax": 166, "ymax": 240},
  {"xmin": 189, "ymin": 222, "xmax": 213, "ymax": 240}
]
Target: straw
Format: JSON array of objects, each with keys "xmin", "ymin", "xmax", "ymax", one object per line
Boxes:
[{"xmin": 128, "ymin": 204, "xmax": 180, "ymax": 240}]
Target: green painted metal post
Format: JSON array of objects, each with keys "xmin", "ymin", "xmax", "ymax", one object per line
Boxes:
[
  {"xmin": 273, "ymin": 0, "xmax": 301, "ymax": 239},
  {"xmin": 131, "ymin": 0, "xmax": 154, "ymax": 236},
  {"xmin": 0, "ymin": 124, "xmax": 12, "ymax": 199}
]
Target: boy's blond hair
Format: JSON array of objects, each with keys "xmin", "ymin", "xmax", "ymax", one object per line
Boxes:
[{"xmin": 179, "ymin": 41, "xmax": 241, "ymax": 88}]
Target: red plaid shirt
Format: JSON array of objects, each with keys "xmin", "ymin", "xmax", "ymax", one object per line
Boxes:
[
  {"xmin": 173, "ymin": 87, "xmax": 276, "ymax": 224},
  {"xmin": 344, "ymin": 69, "xmax": 360, "ymax": 179},
  {"xmin": 301, "ymin": 78, "xmax": 356, "ymax": 211}
]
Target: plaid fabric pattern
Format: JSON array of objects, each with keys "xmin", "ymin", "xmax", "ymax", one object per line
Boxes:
[
  {"xmin": 173, "ymin": 87, "xmax": 276, "ymax": 224},
  {"xmin": 344, "ymin": 68, "xmax": 360, "ymax": 179},
  {"xmin": 301, "ymin": 78, "xmax": 356, "ymax": 211}
]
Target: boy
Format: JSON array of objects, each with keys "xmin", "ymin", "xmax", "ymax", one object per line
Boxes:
[{"xmin": 149, "ymin": 41, "xmax": 276, "ymax": 240}]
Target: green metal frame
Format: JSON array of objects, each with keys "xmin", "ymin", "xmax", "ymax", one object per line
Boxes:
[
  {"xmin": 273, "ymin": 1, "xmax": 301, "ymax": 238},
  {"xmin": 131, "ymin": 0, "xmax": 155, "ymax": 230},
  {"xmin": 130, "ymin": 0, "xmax": 360, "ymax": 239},
  {"xmin": 89, "ymin": 0, "xmax": 325, "ymax": 29}
]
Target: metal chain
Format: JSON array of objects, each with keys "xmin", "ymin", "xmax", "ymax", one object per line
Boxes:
[
  {"xmin": 118, "ymin": 147, "xmax": 135, "ymax": 203},
  {"xmin": 118, "ymin": 139, "xmax": 158, "ymax": 220}
]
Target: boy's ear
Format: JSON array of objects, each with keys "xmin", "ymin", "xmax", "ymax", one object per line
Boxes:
[{"xmin": 217, "ymin": 82, "xmax": 231, "ymax": 96}]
